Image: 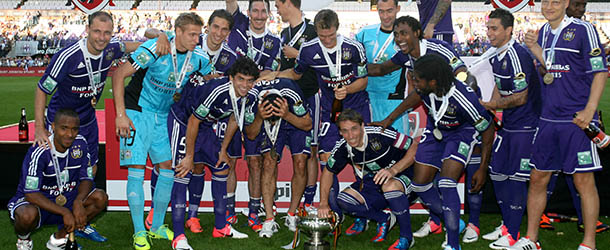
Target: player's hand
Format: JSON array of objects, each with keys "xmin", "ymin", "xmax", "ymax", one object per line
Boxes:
[
  {"xmin": 156, "ymin": 33, "xmax": 170, "ymax": 56},
  {"xmin": 573, "ymin": 109, "xmax": 595, "ymax": 130},
  {"xmin": 34, "ymin": 126, "xmax": 51, "ymax": 149},
  {"xmin": 257, "ymin": 99, "xmax": 274, "ymax": 120},
  {"xmin": 317, "ymin": 203, "xmax": 332, "ymax": 218},
  {"xmin": 115, "ymin": 115, "xmax": 135, "ymax": 139},
  {"xmin": 369, "ymin": 117, "xmax": 393, "ymax": 131},
  {"xmin": 334, "ymin": 85, "xmax": 347, "ymax": 100},
  {"xmin": 423, "ymin": 24, "xmax": 435, "ymax": 39},
  {"xmin": 204, "ymin": 73, "xmax": 222, "ymax": 81},
  {"xmin": 216, "ymin": 149, "xmax": 230, "ymax": 169},
  {"xmin": 469, "ymin": 168, "xmax": 487, "ymax": 193},
  {"xmin": 524, "ymin": 29, "xmax": 539, "ymax": 50},
  {"xmin": 272, "ymin": 97, "xmax": 289, "ymax": 118},
  {"xmin": 62, "ymin": 210, "xmax": 77, "ymax": 233},
  {"xmin": 72, "ymin": 200, "xmax": 87, "ymax": 230},
  {"xmin": 373, "ymin": 168, "xmax": 396, "ymax": 185},
  {"xmin": 282, "ymin": 46, "xmax": 299, "ymax": 59},
  {"xmin": 176, "ymin": 156, "xmax": 194, "ymax": 178}
]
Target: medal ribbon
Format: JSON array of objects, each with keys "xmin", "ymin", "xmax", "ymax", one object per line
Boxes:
[
  {"xmin": 372, "ymin": 28, "xmax": 394, "ymax": 63},
  {"xmin": 80, "ymin": 39, "xmax": 103, "ymax": 96},
  {"xmin": 203, "ymin": 34, "xmax": 222, "ymax": 72},
  {"xmin": 170, "ymin": 38, "xmax": 193, "ymax": 90},
  {"xmin": 320, "ymin": 36, "xmax": 343, "ymax": 77},
  {"xmin": 428, "ymin": 86, "xmax": 456, "ymax": 128},
  {"xmin": 285, "ymin": 16, "xmax": 307, "ymax": 47},
  {"xmin": 229, "ymin": 83, "xmax": 247, "ymax": 136},
  {"xmin": 347, "ymin": 130, "xmax": 368, "ymax": 188},
  {"xmin": 264, "ymin": 118, "xmax": 282, "ymax": 148},
  {"xmin": 49, "ymin": 135, "xmax": 69, "ymax": 196},
  {"xmin": 542, "ymin": 17, "xmax": 569, "ymax": 71},
  {"xmin": 247, "ymin": 29, "xmax": 267, "ymax": 64}
]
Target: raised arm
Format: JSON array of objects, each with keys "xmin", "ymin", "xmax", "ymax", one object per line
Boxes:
[
  {"xmin": 226, "ymin": 0, "xmax": 239, "ymax": 15},
  {"xmin": 367, "ymin": 60, "xmax": 401, "ymax": 76},
  {"xmin": 423, "ymin": 0, "xmax": 452, "ymax": 39}
]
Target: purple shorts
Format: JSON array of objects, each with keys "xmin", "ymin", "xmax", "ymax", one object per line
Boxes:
[
  {"xmin": 195, "ymin": 126, "xmax": 230, "ymax": 172},
  {"xmin": 168, "ymin": 112, "xmax": 212, "ymax": 165},
  {"xmin": 307, "ymin": 93, "xmax": 321, "ymax": 147},
  {"xmin": 344, "ymin": 170, "xmax": 412, "ymax": 211},
  {"xmin": 261, "ymin": 125, "xmax": 311, "ymax": 160},
  {"xmin": 46, "ymin": 117, "xmax": 99, "ymax": 166},
  {"xmin": 530, "ymin": 120, "xmax": 602, "ymax": 174},
  {"xmin": 318, "ymin": 104, "xmax": 372, "ymax": 154},
  {"xmin": 415, "ymin": 127, "xmax": 478, "ymax": 169},
  {"xmin": 214, "ymin": 118, "xmax": 243, "ymax": 158},
  {"xmin": 8, "ymin": 189, "xmax": 97, "ymax": 228},
  {"xmin": 244, "ymin": 132, "xmax": 265, "ymax": 157},
  {"xmin": 489, "ymin": 128, "xmax": 536, "ymax": 179}
]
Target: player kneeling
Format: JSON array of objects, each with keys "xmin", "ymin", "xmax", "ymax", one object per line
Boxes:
[
  {"xmin": 8, "ymin": 109, "xmax": 108, "ymax": 250},
  {"xmin": 317, "ymin": 109, "xmax": 417, "ymax": 250}
]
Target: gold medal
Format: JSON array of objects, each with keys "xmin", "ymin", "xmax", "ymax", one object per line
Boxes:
[
  {"xmin": 433, "ymin": 128, "xmax": 443, "ymax": 141},
  {"xmin": 91, "ymin": 96, "xmax": 97, "ymax": 108},
  {"xmin": 55, "ymin": 194, "xmax": 67, "ymax": 206},
  {"xmin": 543, "ymin": 73, "xmax": 554, "ymax": 85}
]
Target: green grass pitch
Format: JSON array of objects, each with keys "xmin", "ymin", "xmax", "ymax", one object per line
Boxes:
[{"xmin": 0, "ymin": 77, "xmax": 609, "ymax": 249}]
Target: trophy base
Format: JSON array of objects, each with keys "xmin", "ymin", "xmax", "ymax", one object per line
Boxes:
[{"xmin": 304, "ymin": 241, "xmax": 330, "ymax": 250}]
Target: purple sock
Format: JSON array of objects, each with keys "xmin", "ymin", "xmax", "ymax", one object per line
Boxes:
[
  {"xmin": 491, "ymin": 174, "xmax": 509, "ymax": 224},
  {"xmin": 226, "ymin": 193, "xmax": 236, "ymax": 216},
  {"xmin": 565, "ymin": 175, "xmax": 583, "ymax": 224},
  {"xmin": 150, "ymin": 167, "xmax": 159, "ymax": 209},
  {"xmin": 172, "ymin": 178, "xmax": 188, "ymax": 239},
  {"xmin": 188, "ymin": 173, "xmax": 205, "ymax": 219},
  {"xmin": 303, "ymin": 184, "xmax": 317, "ymax": 206},
  {"xmin": 506, "ymin": 178, "xmax": 527, "ymax": 238},
  {"xmin": 337, "ymin": 192, "xmax": 388, "ymax": 223},
  {"xmin": 411, "ymin": 182, "xmax": 443, "ymax": 225},
  {"xmin": 466, "ymin": 159, "xmax": 482, "ymax": 227},
  {"xmin": 385, "ymin": 190, "xmax": 413, "ymax": 240},
  {"xmin": 439, "ymin": 177, "xmax": 460, "ymax": 249},
  {"xmin": 248, "ymin": 197, "xmax": 262, "ymax": 216},
  {"xmin": 212, "ymin": 173, "xmax": 228, "ymax": 230}
]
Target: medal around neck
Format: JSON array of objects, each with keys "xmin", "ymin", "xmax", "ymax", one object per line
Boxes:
[
  {"xmin": 543, "ymin": 73, "xmax": 554, "ymax": 84},
  {"xmin": 433, "ymin": 127, "xmax": 443, "ymax": 141},
  {"xmin": 56, "ymin": 194, "xmax": 67, "ymax": 206}
]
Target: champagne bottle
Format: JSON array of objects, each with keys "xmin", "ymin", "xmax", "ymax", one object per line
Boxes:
[
  {"xmin": 65, "ymin": 232, "xmax": 78, "ymax": 250},
  {"xmin": 584, "ymin": 123, "xmax": 609, "ymax": 149},
  {"xmin": 18, "ymin": 108, "xmax": 28, "ymax": 142},
  {"xmin": 331, "ymin": 85, "xmax": 343, "ymax": 123}
]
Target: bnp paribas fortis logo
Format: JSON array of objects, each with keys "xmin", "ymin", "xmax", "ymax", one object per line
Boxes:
[{"xmin": 70, "ymin": 0, "xmax": 115, "ymax": 15}]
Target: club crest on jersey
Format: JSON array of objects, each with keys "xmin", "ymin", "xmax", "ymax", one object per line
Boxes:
[
  {"xmin": 502, "ymin": 60, "xmax": 507, "ymax": 70},
  {"xmin": 71, "ymin": 146, "xmax": 82, "ymax": 159},
  {"xmin": 342, "ymin": 49, "xmax": 352, "ymax": 61},
  {"xmin": 491, "ymin": 0, "xmax": 530, "ymax": 13},
  {"xmin": 105, "ymin": 51, "xmax": 114, "ymax": 61},
  {"xmin": 563, "ymin": 30, "xmax": 575, "ymax": 42},
  {"xmin": 446, "ymin": 104, "xmax": 456, "ymax": 116},
  {"xmin": 220, "ymin": 54, "xmax": 229, "ymax": 65},
  {"xmin": 264, "ymin": 39, "xmax": 274, "ymax": 50},
  {"xmin": 370, "ymin": 138, "xmax": 382, "ymax": 152},
  {"xmin": 72, "ymin": 0, "xmax": 112, "ymax": 15}
]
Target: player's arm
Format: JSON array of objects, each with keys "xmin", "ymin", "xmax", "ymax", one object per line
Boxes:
[
  {"xmin": 245, "ymin": 99, "xmax": 274, "ymax": 140},
  {"xmin": 374, "ymin": 135, "xmax": 417, "ymax": 185},
  {"xmin": 112, "ymin": 60, "xmax": 137, "ymax": 139},
  {"xmin": 524, "ymin": 29, "xmax": 544, "ymax": 66},
  {"xmin": 123, "ymin": 41, "xmax": 143, "ymax": 54},
  {"xmin": 484, "ymin": 89, "xmax": 527, "ymax": 110},
  {"xmin": 178, "ymin": 114, "xmax": 202, "ymax": 177},
  {"xmin": 371, "ymin": 90, "xmax": 422, "ymax": 129},
  {"xmin": 273, "ymin": 97, "xmax": 312, "ymax": 131},
  {"xmin": 472, "ymin": 123, "xmax": 493, "ymax": 193},
  {"xmin": 72, "ymin": 179, "xmax": 93, "ymax": 229},
  {"xmin": 225, "ymin": 0, "xmax": 238, "ymax": 14},
  {"xmin": 424, "ymin": 0, "xmax": 452, "ymax": 39},
  {"xmin": 574, "ymin": 71, "xmax": 607, "ymax": 129},
  {"xmin": 34, "ymin": 88, "xmax": 50, "ymax": 147},
  {"xmin": 317, "ymin": 167, "xmax": 335, "ymax": 218},
  {"xmin": 367, "ymin": 60, "xmax": 401, "ymax": 76},
  {"xmin": 143, "ymin": 28, "xmax": 170, "ymax": 56},
  {"xmin": 258, "ymin": 68, "xmax": 302, "ymax": 82}
]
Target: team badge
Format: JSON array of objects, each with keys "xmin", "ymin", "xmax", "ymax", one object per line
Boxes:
[
  {"xmin": 370, "ymin": 138, "xmax": 382, "ymax": 152},
  {"xmin": 457, "ymin": 141, "xmax": 470, "ymax": 157},
  {"xmin": 502, "ymin": 60, "xmax": 507, "ymax": 70},
  {"xmin": 342, "ymin": 49, "xmax": 352, "ymax": 60},
  {"xmin": 298, "ymin": 37, "xmax": 306, "ymax": 46},
  {"xmin": 563, "ymin": 30, "xmax": 575, "ymax": 41},
  {"xmin": 136, "ymin": 52, "xmax": 151, "ymax": 65},
  {"xmin": 105, "ymin": 51, "xmax": 114, "ymax": 61},
  {"xmin": 589, "ymin": 48, "xmax": 602, "ymax": 57},
  {"xmin": 474, "ymin": 118, "xmax": 490, "ymax": 132},
  {"xmin": 446, "ymin": 105, "xmax": 456, "ymax": 116},
  {"xmin": 577, "ymin": 151, "xmax": 592, "ymax": 165},
  {"xmin": 71, "ymin": 0, "xmax": 113, "ymax": 15},
  {"xmin": 590, "ymin": 57, "xmax": 604, "ymax": 71},
  {"xmin": 519, "ymin": 158, "xmax": 531, "ymax": 171},
  {"xmin": 42, "ymin": 77, "xmax": 58, "ymax": 92},
  {"xmin": 168, "ymin": 72, "xmax": 176, "ymax": 82},
  {"xmin": 366, "ymin": 162, "xmax": 381, "ymax": 171},
  {"xmin": 119, "ymin": 41, "xmax": 126, "ymax": 53},
  {"xmin": 245, "ymin": 112, "xmax": 255, "ymax": 124},
  {"xmin": 195, "ymin": 104, "xmax": 210, "ymax": 117},
  {"xmin": 25, "ymin": 176, "xmax": 39, "ymax": 190},
  {"xmin": 71, "ymin": 146, "xmax": 82, "ymax": 159},
  {"xmin": 357, "ymin": 62, "xmax": 367, "ymax": 77},
  {"xmin": 514, "ymin": 72, "xmax": 527, "ymax": 91},
  {"xmin": 449, "ymin": 57, "xmax": 464, "ymax": 70},
  {"xmin": 186, "ymin": 63, "xmax": 194, "ymax": 72},
  {"xmin": 220, "ymin": 54, "xmax": 229, "ymax": 65},
  {"xmin": 293, "ymin": 101, "xmax": 306, "ymax": 116},
  {"xmin": 264, "ymin": 39, "xmax": 274, "ymax": 50},
  {"xmin": 87, "ymin": 166, "xmax": 93, "ymax": 178},
  {"xmin": 491, "ymin": 0, "xmax": 531, "ymax": 13}
]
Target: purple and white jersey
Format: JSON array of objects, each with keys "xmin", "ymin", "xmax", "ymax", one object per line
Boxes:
[
  {"xmin": 327, "ymin": 126, "xmax": 412, "ymax": 177},
  {"xmin": 170, "ymin": 72, "xmax": 208, "ymax": 125},
  {"xmin": 12, "ymin": 135, "xmax": 92, "ymax": 202},
  {"xmin": 490, "ymin": 40, "xmax": 541, "ymax": 130},
  {"xmin": 191, "ymin": 76, "xmax": 257, "ymax": 127},
  {"xmin": 39, "ymin": 38, "xmax": 125, "ymax": 125},
  {"xmin": 199, "ymin": 35, "xmax": 237, "ymax": 75},
  {"xmin": 227, "ymin": 7, "xmax": 281, "ymax": 71},
  {"xmin": 418, "ymin": 81, "xmax": 491, "ymax": 134},
  {"xmin": 416, "ymin": 0, "xmax": 453, "ymax": 35},
  {"xmin": 391, "ymin": 39, "xmax": 464, "ymax": 72},
  {"xmin": 295, "ymin": 35, "xmax": 369, "ymax": 111},
  {"xmin": 537, "ymin": 17, "xmax": 607, "ymax": 121},
  {"xmin": 248, "ymin": 78, "xmax": 308, "ymax": 131}
]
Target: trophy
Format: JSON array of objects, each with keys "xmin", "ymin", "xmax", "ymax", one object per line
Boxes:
[{"xmin": 298, "ymin": 210, "xmax": 340, "ymax": 250}]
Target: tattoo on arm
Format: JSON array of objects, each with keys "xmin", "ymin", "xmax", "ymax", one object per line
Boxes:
[
  {"xmin": 494, "ymin": 90, "xmax": 528, "ymax": 109},
  {"xmin": 430, "ymin": 0, "xmax": 451, "ymax": 25}
]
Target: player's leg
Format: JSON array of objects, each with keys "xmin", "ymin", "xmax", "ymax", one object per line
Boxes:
[
  {"xmin": 338, "ymin": 184, "xmax": 392, "ymax": 242},
  {"xmin": 463, "ymin": 151, "xmax": 482, "ymax": 243},
  {"xmin": 260, "ymin": 151, "xmax": 280, "ymax": 238},
  {"xmin": 383, "ymin": 176, "xmax": 414, "ymax": 249},
  {"xmin": 226, "ymin": 157, "xmax": 238, "ymax": 224},
  {"xmin": 317, "ymin": 119, "xmax": 342, "ymax": 219},
  {"xmin": 10, "ymin": 199, "xmax": 39, "ymax": 249},
  {"xmin": 145, "ymin": 167, "xmax": 159, "ymax": 230},
  {"xmin": 539, "ymin": 172, "xmax": 558, "ymax": 231},
  {"xmin": 439, "ymin": 158, "xmax": 466, "ymax": 250},
  {"xmin": 573, "ymin": 172, "xmax": 599, "ymax": 249},
  {"xmin": 246, "ymin": 153, "xmax": 263, "ymax": 232},
  {"xmin": 186, "ymin": 164, "xmax": 205, "ymax": 232},
  {"xmin": 303, "ymin": 93, "xmax": 320, "ymax": 210},
  {"xmin": 285, "ymin": 128, "xmax": 310, "ymax": 231}
]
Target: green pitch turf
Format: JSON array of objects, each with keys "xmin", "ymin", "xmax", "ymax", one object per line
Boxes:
[
  {"xmin": 0, "ymin": 77, "xmax": 609, "ymax": 127},
  {"xmin": 0, "ymin": 210, "xmax": 608, "ymax": 250}
]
